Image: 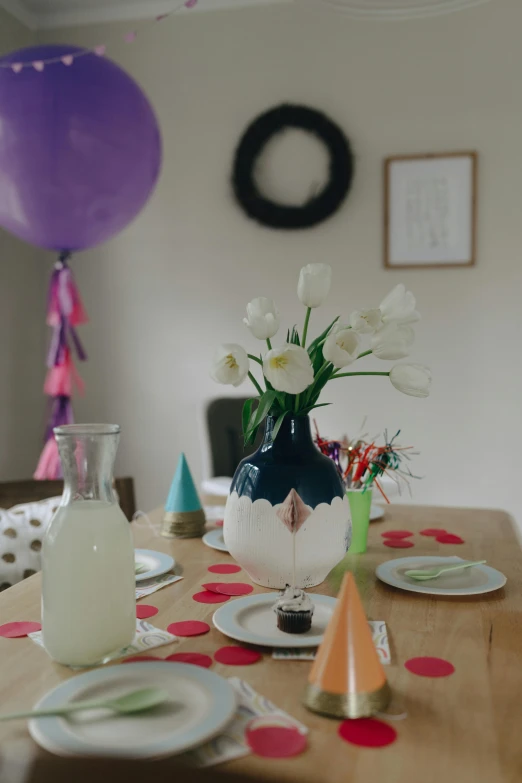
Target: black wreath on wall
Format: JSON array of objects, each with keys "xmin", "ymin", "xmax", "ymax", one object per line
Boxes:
[{"xmin": 232, "ymin": 103, "xmax": 354, "ymax": 230}]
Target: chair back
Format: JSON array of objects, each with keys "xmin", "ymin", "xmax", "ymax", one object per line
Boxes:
[{"xmin": 206, "ymin": 398, "xmax": 263, "ymax": 478}]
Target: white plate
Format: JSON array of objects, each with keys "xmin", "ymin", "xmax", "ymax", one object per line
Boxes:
[
  {"xmin": 135, "ymin": 549, "xmax": 175, "ymax": 582},
  {"xmin": 202, "ymin": 529, "xmax": 228, "ymax": 553},
  {"xmin": 376, "ymin": 556, "xmax": 507, "ymax": 597},
  {"xmin": 370, "ymin": 505, "xmax": 384, "ymax": 521},
  {"xmin": 29, "ymin": 662, "xmax": 236, "ymax": 759},
  {"xmin": 213, "ymin": 592, "xmax": 336, "ymax": 648}
]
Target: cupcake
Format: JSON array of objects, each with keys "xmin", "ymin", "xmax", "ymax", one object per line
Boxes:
[{"xmin": 274, "ymin": 585, "xmax": 314, "ymax": 634}]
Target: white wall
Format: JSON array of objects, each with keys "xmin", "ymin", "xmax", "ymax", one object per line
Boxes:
[
  {"xmin": 41, "ymin": 0, "xmax": 522, "ymax": 523},
  {"xmin": 0, "ymin": 11, "xmax": 46, "ymax": 480}
]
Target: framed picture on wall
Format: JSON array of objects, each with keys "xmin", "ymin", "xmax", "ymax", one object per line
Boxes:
[{"xmin": 384, "ymin": 151, "xmax": 478, "ymax": 269}]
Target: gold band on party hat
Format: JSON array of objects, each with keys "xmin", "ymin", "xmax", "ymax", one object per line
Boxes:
[
  {"xmin": 161, "ymin": 509, "xmax": 206, "ymax": 539},
  {"xmin": 303, "ymin": 680, "xmax": 391, "ymax": 720}
]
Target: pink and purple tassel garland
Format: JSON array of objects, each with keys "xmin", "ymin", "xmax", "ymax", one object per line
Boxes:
[{"xmin": 34, "ymin": 254, "xmax": 88, "ymax": 480}]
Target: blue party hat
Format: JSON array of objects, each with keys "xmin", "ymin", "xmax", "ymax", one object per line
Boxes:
[{"xmin": 165, "ymin": 453, "xmax": 202, "ymax": 513}]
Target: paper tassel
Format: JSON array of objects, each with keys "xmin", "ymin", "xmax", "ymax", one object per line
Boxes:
[
  {"xmin": 11, "ymin": 63, "xmax": 23, "ymax": 73},
  {"xmin": 94, "ymin": 45, "xmax": 106, "ymax": 56},
  {"xmin": 61, "ymin": 55, "xmax": 74, "ymax": 66},
  {"xmin": 34, "ymin": 438, "xmax": 61, "ymax": 480},
  {"xmin": 32, "ymin": 61, "xmax": 44, "ymax": 72},
  {"xmin": 44, "ymin": 353, "xmax": 85, "ymax": 398}
]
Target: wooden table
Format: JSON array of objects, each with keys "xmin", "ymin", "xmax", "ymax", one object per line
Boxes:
[{"xmin": 0, "ymin": 505, "xmax": 521, "ymax": 783}]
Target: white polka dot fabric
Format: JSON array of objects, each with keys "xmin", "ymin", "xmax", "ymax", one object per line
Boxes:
[{"xmin": 0, "ymin": 498, "xmax": 60, "ymax": 591}]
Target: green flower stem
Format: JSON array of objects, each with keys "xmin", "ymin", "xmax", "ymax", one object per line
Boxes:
[
  {"xmin": 302, "ymin": 307, "xmax": 312, "ymax": 348},
  {"xmin": 295, "ymin": 393, "xmax": 300, "ymax": 413},
  {"xmin": 248, "ymin": 371, "xmax": 264, "ymax": 396},
  {"xmin": 248, "ymin": 354, "xmax": 263, "ymax": 366},
  {"xmin": 266, "ymin": 338, "xmax": 272, "ymax": 351},
  {"xmin": 332, "ymin": 371, "xmax": 390, "ymax": 379},
  {"xmin": 302, "ymin": 361, "xmax": 334, "ymax": 408},
  {"xmin": 357, "ymin": 350, "xmax": 372, "ymax": 359}
]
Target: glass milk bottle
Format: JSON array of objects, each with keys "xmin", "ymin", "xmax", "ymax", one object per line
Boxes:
[{"xmin": 42, "ymin": 424, "xmax": 136, "ymax": 666}]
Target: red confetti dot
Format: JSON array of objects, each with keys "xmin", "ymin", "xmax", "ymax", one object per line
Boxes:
[
  {"xmin": 405, "ymin": 656, "xmax": 455, "ymax": 677},
  {"xmin": 167, "ymin": 620, "xmax": 210, "ymax": 637},
  {"xmin": 338, "ymin": 718, "xmax": 397, "ymax": 748},
  {"xmin": 123, "ymin": 656, "xmax": 163, "ymax": 663},
  {"xmin": 215, "ymin": 520, "xmax": 224, "ymax": 527},
  {"xmin": 381, "ymin": 531, "xmax": 414, "ymax": 539},
  {"xmin": 246, "ymin": 724, "xmax": 308, "ymax": 758},
  {"xmin": 214, "ymin": 646, "xmax": 262, "ymax": 665},
  {"xmin": 136, "ymin": 604, "xmax": 159, "ymax": 619},
  {"xmin": 0, "ymin": 621, "xmax": 41, "ymax": 638},
  {"xmin": 208, "ymin": 564, "xmax": 241, "ymax": 574},
  {"xmin": 420, "ymin": 528, "xmax": 447, "ymax": 537},
  {"xmin": 436, "ymin": 533, "xmax": 465, "ymax": 544},
  {"xmin": 383, "ymin": 539, "xmax": 414, "ymax": 548},
  {"xmin": 202, "ymin": 582, "xmax": 254, "ymax": 596},
  {"xmin": 166, "ymin": 652, "xmax": 213, "ymax": 668},
  {"xmin": 193, "ymin": 590, "xmax": 231, "ymax": 604}
]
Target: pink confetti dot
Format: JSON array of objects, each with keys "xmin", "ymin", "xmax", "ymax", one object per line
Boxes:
[
  {"xmin": 381, "ymin": 530, "xmax": 414, "ymax": 539},
  {"xmin": 214, "ymin": 646, "xmax": 262, "ymax": 665},
  {"xmin": 193, "ymin": 590, "xmax": 230, "ymax": 604},
  {"xmin": 136, "ymin": 604, "xmax": 158, "ymax": 619},
  {"xmin": 0, "ymin": 621, "xmax": 41, "ymax": 638},
  {"xmin": 246, "ymin": 723, "xmax": 308, "ymax": 758},
  {"xmin": 339, "ymin": 718, "xmax": 397, "ymax": 748},
  {"xmin": 215, "ymin": 519, "xmax": 224, "ymax": 527},
  {"xmin": 166, "ymin": 652, "xmax": 212, "ymax": 668},
  {"xmin": 420, "ymin": 528, "xmax": 447, "ymax": 537},
  {"xmin": 202, "ymin": 582, "xmax": 253, "ymax": 596},
  {"xmin": 208, "ymin": 563, "xmax": 241, "ymax": 574},
  {"xmin": 167, "ymin": 620, "xmax": 210, "ymax": 637},
  {"xmin": 405, "ymin": 656, "xmax": 455, "ymax": 677},
  {"xmin": 436, "ymin": 533, "xmax": 465, "ymax": 544},
  {"xmin": 383, "ymin": 539, "xmax": 414, "ymax": 549}
]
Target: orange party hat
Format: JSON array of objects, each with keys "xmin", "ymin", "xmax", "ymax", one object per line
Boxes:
[{"xmin": 303, "ymin": 572, "xmax": 390, "ymax": 718}]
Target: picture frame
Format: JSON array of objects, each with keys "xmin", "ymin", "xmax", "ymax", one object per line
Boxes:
[{"xmin": 384, "ymin": 151, "xmax": 478, "ymax": 269}]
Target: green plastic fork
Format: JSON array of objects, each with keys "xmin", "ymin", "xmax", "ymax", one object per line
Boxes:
[{"xmin": 405, "ymin": 560, "xmax": 486, "ymax": 581}]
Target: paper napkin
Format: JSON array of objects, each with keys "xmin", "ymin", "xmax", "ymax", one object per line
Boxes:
[
  {"xmin": 272, "ymin": 620, "xmax": 391, "ymax": 663},
  {"xmin": 29, "ymin": 620, "xmax": 178, "ymax": 669},
  {"xmin": 182, "ymin": 678, "xmax": 308, "ymax": 767},
  {"xmin": 135, "ymin": 572, "xmax": 183, "ymax": 600}
]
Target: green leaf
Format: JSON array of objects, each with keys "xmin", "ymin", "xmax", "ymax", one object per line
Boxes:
[
  {"xmin": 242, "ymin": 399, "xmax": 255, "ymax": 439},
  {"xmin": 307, "ymin": 316, "xmax": 340, "ymax": 356},
  {"xmin": 245, "ymin": 390, "xmax": 278, "ymax": 440},
  {"xmin": 270, "ymin": 412, "xmax": 287, "ymax": 442},
  {"xmin": 290, "ymin": 326, "xmax": 301, "ymax": 346},
  {"xmin": 301, "ymin": 402, "xmax": 332, "ymax": 415},
  {"xmin": 244, "ymin": 423, "xmax": 260, "ymax": 447}
]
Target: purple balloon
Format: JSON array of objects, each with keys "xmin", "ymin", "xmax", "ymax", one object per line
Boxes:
[{"xmin": 0, "ymin": 45, "xmax": 162, "ymax": 252}]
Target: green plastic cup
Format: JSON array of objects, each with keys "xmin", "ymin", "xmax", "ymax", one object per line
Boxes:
[{"xmin": 347, "ymin": 488, "xmax": 373, "ymax": 554}]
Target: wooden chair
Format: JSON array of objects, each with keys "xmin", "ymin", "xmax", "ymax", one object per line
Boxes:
[{"xmin": 0, "ymin": 478, "xmax": 137, "ymax": 521}]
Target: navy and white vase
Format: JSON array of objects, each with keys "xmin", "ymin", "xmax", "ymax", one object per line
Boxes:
[{"xmin": 224, "ymin": 415, "xmax": 351, "ymax": 588}]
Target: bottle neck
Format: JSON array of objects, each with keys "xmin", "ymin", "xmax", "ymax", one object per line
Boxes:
[
  {"xmin": 261, "ymin": 415, "xmax": 317, "ymax": 457},
  {"xmin": 55, "ymin": 425, "xmax": 119, "ymax": 505}
]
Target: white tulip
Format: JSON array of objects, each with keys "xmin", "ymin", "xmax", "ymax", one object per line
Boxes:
[
  {"xmin": 297, "ymin": 263, "xmax": 332, "ymax": 308},
  {"xmin": 390, "ymin": 364, "xmax": 431, "ymax": 398},
  {"xmin": 263, "ymin": 343, "xmax": 314, "ymax": 394},
  {"xmin": 380, "ymin": 284, "xmax": 420, "ymax": 325},
  {"xmin": 349, "ymin": 308, "xmax": 382, "ymax": 335},
  {"xmin": 323, "ymin": 327, "xmax": 361, "ymax": 368},
  {"xmin": 243, "ymin": 297, "xmax": 280, "ymax": 341},
  {"xmin": 371, "ymin": 323, "xmax": 415, "ymax": 360},
  {"xmin": 210, "ymin": 344, "xmax": 249, "ymax": 387}
]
